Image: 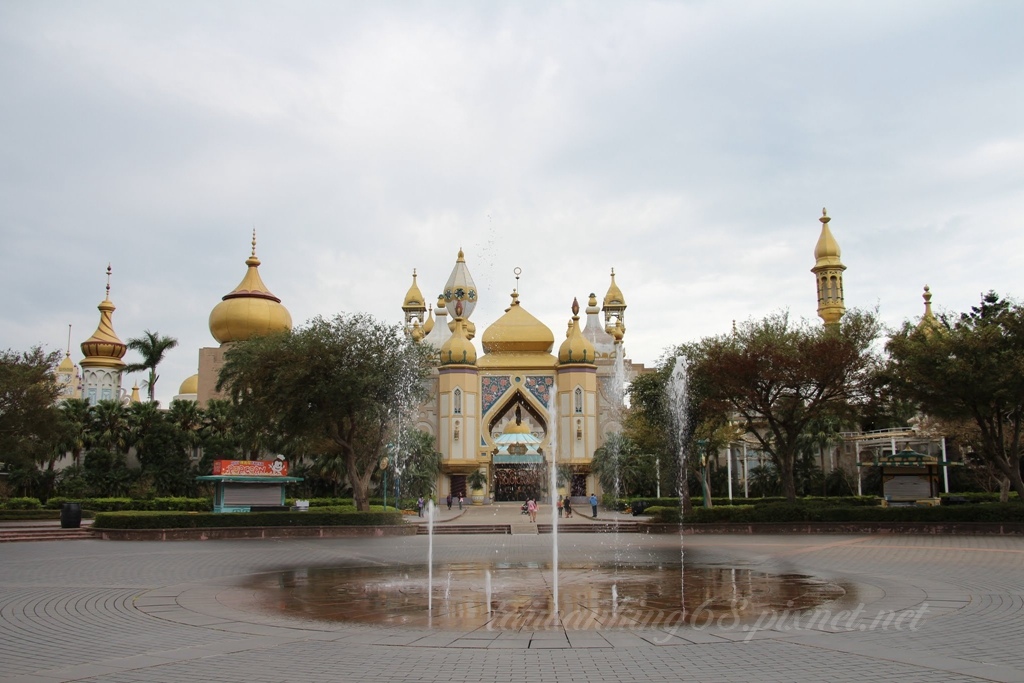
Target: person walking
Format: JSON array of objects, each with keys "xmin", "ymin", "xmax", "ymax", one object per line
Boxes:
[
  {"xmin": 446, "ymin": 493, "xmax": 453, "ymax": 510},
  {"xmin": 458, "ymin": 494, "xmax": 464, "ymax": 510},
  {"xmin": 564, "ymin": 496, "xmax": 572, "ymax": 518},
  {"xmin": 557, "ymin": 496, "xmax": 563, "ymax": 518},
  {"xmin": 527, "ymin": 497, "xmax": 537, "ymax": 523},
  {"xmin": 417, "ymin": 496, "xmax": 424, "ymax": 517},
  {"xmin": 589, "ymin": 493, "xmax": 598, "ymax": 519}
]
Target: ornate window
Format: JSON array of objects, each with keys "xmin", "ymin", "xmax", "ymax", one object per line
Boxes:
[
  {"xmin": 574, "ymin": 387, "xmax": 583, "ymax": 414},
  {"xmin": 453, "ymin": 388, "xmax": 462, "ymax": 415}
]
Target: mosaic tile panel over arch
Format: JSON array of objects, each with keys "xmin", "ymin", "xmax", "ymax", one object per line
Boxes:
[
  {"xmin": 481, "ymin": 375, "xmax": 512, "ymax": 415},
  {"xmin": 524, "ymin": 376, "xmax": 554, "ymax": 407}
]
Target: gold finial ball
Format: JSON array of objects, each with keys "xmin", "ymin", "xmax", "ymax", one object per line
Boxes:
[
  {"xmin": 820, "ymin": 208, "xmax": 830, "ymax": 224},
  {"xmin": 571, "ymin": 297, "xmax": 580, "ymax": 317}
]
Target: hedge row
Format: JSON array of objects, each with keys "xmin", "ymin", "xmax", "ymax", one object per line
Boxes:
[
  {"xmin": 44, "ymin": 497, "xmax": 212, "ymax": 512},
  {"xmin": 0, "ymin": 509, "xmax": 61, "ymax": 520},
  {"xmin": 91, "ymin": 510, "xmax": 404, "ymax": 529},
  {"xmin": 940, "ymin": 492, "xmax": 1020, "ymax": 502},
  {"xmin": 645, "ymin": 502, "xmax": 1024, "ymax": 524},
  {"xmin": 0, "ymin": 497, "xmax": 43, "ymax": 510},
  {"xmin": 617, "ymin": 495, "xmax": 882, "ymax": 510}
]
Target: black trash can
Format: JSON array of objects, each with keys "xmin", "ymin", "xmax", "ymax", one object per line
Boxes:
[{"xmin": 60, "ymin": 502, "xmax": 82, "ymax": 529}]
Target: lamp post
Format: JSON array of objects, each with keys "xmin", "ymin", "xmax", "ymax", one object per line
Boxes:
[{"xmin": 380, "ymin": 457, "xmax": 389, "ymax": 510}]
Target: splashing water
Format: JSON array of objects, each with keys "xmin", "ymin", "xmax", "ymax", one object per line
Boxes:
[
  {"xmin": 666, "ymin": 355, "xmax": 690, "ymax": 611},
  {"xmin": 427, "ymin": 499, "xmax": 435, "ymax": 618},
  {"xmin": 548, "ymin": 376, "xmax": 559, "ymax": 616}
]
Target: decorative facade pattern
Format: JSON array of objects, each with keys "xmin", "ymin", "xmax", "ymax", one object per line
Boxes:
[
  {"xmin": 481, "ymin": 375, "xmax": 512, "ymax": 415},
  {"xmin": 524, "ymin": 375, "xmax": 554, "ymax": 407}
]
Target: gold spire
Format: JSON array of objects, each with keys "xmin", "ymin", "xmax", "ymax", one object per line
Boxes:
[
  {"xmin": 917, "ymin": 285, "xmax": 941, "ymax": 336},
  {"xmin": 402, "ymin": 268, "xmax": 427, "ymax": 310},
  {"xmin": 422, "ymin": 308, "xmax": 435, "ymax": 335},
  {"xmin": 80, "ymin": 264, "xmax": 127, "ymax": 368},
  {"xmin": 558, "ymin": 297, "xmax": 596, "ymax": 365},
  {"xmin": 812, "ymin": 208, "xmax": 847, "ymax": 328}
]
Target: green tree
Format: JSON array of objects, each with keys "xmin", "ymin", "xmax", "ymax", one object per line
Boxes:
[
  {"xmin": 218, "ymin": 313, "xmax": 433, "ymax": 511},
  {"xmin": 591, "ymin": 433, "xmax": 656, "ymax": 498},
  {"xmin": 397, "ymin": 429, "xmax": 443, "ymax": 499},
  {"xmin": 124, "ymin": 330, "xmax": 178, "ymax": 403},
  {"xmin": 57, "ymin": 398, "xmax": 92, "ymax": 467},
  {"xmin": 0, "ymin": 346, "xmax": 63, "ymax": 471},
  {"xmin": 89, "ymin": 399, "xmax": 131, "ymax": 454},
  {"xmin": 688, "ymin": 309, "xmax": 880, "ymax": 502},
  {"xmin": 886, "ymin": 292, "xmax": 1024, "ymax": 499}
]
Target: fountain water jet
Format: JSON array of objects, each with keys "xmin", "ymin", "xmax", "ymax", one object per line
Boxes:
[
  {"xmin": 548, "ymin": 376, "xmax": 559, "ymax": 617},
  {"xmin": 666, "ymin": 355, "xmax": 690, "ymax": 612}
]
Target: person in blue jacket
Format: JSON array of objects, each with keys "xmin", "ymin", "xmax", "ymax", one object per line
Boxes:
[{"xmin": 589, "ymin": 493, "xmax": 598, "ymax": 518}]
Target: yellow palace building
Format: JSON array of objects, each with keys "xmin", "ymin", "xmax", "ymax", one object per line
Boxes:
[{"xmin": 400, "ymin": 250, "xmax": 644, "ymax": 502}]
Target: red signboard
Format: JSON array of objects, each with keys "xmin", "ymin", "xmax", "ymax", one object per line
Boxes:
[{"xmin": 212, "ymin": 460, "xmax": 289, "ymax": 476}]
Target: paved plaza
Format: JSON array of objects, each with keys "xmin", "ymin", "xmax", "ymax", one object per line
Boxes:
[{"xmin": 1, "ymin": 508, "xmax": 1023, "ymax": 682}]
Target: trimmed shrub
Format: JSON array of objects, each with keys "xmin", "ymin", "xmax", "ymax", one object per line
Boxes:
[
  {"xmin": 45, "ymin": 497, "xmax": 212, "ymax": 512},
  {"xmin": 92, "ymin": 510, "xmax": 404, "ymax": 530},
  {"xmin": 2, "ymin": 497, "xmax": 42, "ymax": 510},
  {"xmin": 643, "ymin": 502, "xmax": 1024, "ymax": 525}
]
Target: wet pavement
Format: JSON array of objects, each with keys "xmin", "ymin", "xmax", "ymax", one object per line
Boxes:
[{"xmin": 1, "ymin": 532, "xmax": 1023, "ymax": 682}]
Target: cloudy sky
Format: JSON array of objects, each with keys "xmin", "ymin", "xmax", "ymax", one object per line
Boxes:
[{"xmin": 2, "ymin": 1, "xmax": 1023, "ymax": 406}]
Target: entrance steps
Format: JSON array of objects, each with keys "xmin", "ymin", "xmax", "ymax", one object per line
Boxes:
[
  {"xmin": 416, "ymin": 524, "xmax": 510, "ymax": 535},
  {"xmin": 539, "ymin": 522, "xmax": 640, "ymax": 534},
  {"xmin": 0, "ymin": 527, "xmax": 95, "ymax": 543},
  {"xmin": 510, "ymin": 523, "xmax": 538, "ymax": 535}
]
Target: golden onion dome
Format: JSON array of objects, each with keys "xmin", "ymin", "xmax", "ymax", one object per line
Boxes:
[
  {"xmin": 402, "ymin": 269, "xmax": 427, "ymax": 311},
  {"xmin": 178, "ymin": 373, "xmax": 199, "ymax": 395},
  {"xmin": 422, "ymin": 308, "xmax": 435, "ymax": 336},
  {"xmin": 813, "ymin": 208, "xmax": 844, "ymax": 267},
  {"xmin": 209, "ymin": 232, "xmax": 292, "ymax": 344},
  {"xmin": 558, "ymin": 298, "xmax": 597, "ymax": 365},
  {"xmin": 439, "ymin": 301, "xmax": 477, "ymax": 366},
  {"xmin": 481, "ymin": 291, "xmax": 555, "ymax": 355},
  {"xmin": 80, "ymin": 265, "xmax": 127, "ymax": 367},
  {"xmin": 503, "ymin": 414, "xmax": 532, "ymax": 435},
  {"xmin": 603, "ymin": 268, "xmax": 626, "ymax": 308}
]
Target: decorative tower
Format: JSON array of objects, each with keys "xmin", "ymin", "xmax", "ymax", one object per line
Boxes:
[
  {"xmin": 56, "ymin": 324, "xmax": 81, "ymax": 401},
  {"xmin": 602, "ymin": 268, "xmax": 627, "ymax": 335},
  {"xmin": 198, "ymin": 231, "xmax": 292, "ymax": 405},
  {"xmin": 438, "ymin": 300, "xmax": 480, "ymax": 468},
  {"xmin": 812, "ymin": 208, "xmax": 846, "ymax": 328},
  {"xmin": 402, "ymin": 268, "xmax": 428, "ymax": 330},
  {"xmin": 557, "ymin": 298, "xmax": 598, "ymax": 469},
  {"xmin": 80, "ymin": 265, "xmax": 127, "ymax": 405}
]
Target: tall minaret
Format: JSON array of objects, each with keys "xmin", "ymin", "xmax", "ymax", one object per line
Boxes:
[
  {"xmin": 80, "ymin": 265, "xmax": 127, "ymax": 404},
  {"xmin": 402, "ymin": 268, "xmax": 428, "ymax": 329},
  {"xmin": 557, "ymin": 298, "xmax": 598, "ymax": 464},
  {"xmin": 812, "ymin": 208, "xmax": 846, "ymax": 328},
  {"xmin": 602, "ymin": 268, "xmax": 627, "ymax": 335}
]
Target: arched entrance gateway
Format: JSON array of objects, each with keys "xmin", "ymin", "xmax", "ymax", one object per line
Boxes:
[
  {"xmin": 491, "ymin": 404, "xmax": 546, "ymax": 501},
  {"xmin": 401, "ymin": 251, "xmax": 643, "ymax": 504}
]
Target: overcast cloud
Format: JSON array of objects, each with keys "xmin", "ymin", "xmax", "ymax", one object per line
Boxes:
[{"xmin": 2, "ymin": 1, "xmax": 1023, "ymax": 406}]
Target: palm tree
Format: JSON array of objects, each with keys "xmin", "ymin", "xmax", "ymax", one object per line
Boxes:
[
  {"xmin": 90, "ymin": 399, "xmax": 131, "ymax": 454},
  {"xmin": 57, "ymin": 398, "xmax": 92, "ymax": 467},
  {"xmin": 124, "ymin": 330, "xmax": 178, "ymax": 403}
]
